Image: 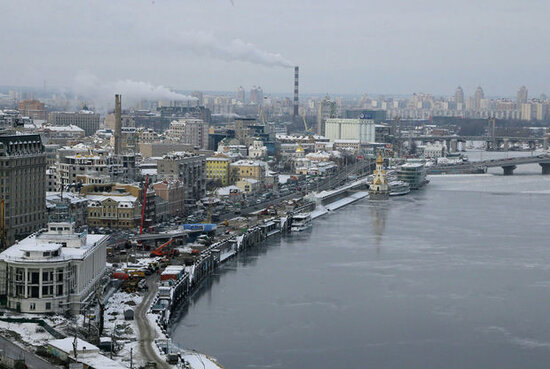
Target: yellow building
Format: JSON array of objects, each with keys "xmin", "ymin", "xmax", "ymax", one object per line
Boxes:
[
  {"xmin": 206, "ymin": 157, "xmax": 231, "ymax": 186},
  {"xmin": 229, "ymin": 160, "xmax": 265, "ymax": 182},
  {"xmin": 81, "ymin": 183, "xmax": 155, "ymax": 229}
]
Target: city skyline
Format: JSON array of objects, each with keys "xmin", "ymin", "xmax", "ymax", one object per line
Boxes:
[{"xmin": 2, "ymin": 0, "xmax": 550, "ymax": 96}]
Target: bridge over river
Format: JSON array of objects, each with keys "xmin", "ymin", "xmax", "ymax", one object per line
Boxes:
[{"xmin": 428, "ymin": 155, "xmax": 550, "ymax": 175}]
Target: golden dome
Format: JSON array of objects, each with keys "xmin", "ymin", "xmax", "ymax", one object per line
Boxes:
[{"xmin": 376, "ymin": 151, "xmax": 383, "ymax": 165}]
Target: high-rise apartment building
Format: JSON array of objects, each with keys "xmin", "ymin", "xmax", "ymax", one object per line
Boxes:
[
  {"xmin": 517, "ymin": 86, "xmax": 528, "ymax": 105},
  {"xmin": 473, "ymin": 86, "xmax": 485, "ymax": 110},
  {"xmin": 455, "ymin": 86, "xmax": 465, "ymax": 105},
  {"xmin": 0, "ymin": 135, "xmax": 46, "ymax": 247},
  {"xmin": 48, "ymin": 111, "xmax": 100, "ymax": 136},
  {"xmin": 237, "ymin": 86, "xmax": 246, "ymax": 103},
  {"xmin": 249, "ymin": 86, "xmax": 264, "ymax": 105},
  {"xmin": 317, "ymin": 95, "xmax": 337, "ymax": 135}
]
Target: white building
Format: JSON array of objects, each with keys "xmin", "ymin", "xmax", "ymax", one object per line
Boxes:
[
  {"xmin": 248, "ymin": 140, "xmax": 267, "ymax": 158},
  {"xmin": 324, "ymin": 118, "xmax": 375, "ymax": 144},
  {"xmin": 423, "ymin": 143, "xmax": 445, "ymax": 159},
  {"xmin": 167, "ymin": 118, "xmax": 209, "ymax": 149},
  {"xmin": 0, "ymin": 222, "xmax": 109, "ymax": 314}
]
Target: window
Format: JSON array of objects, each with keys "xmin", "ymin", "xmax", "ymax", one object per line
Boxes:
[
  {"xmin": 29, "ymin": 303, "xmax": 36, "ymax": 311},
  {"xmin": 45, "ymin": 302, "xmax": 51, "ymax": 310}
]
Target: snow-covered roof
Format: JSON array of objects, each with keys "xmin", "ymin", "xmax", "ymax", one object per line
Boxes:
[
  {"xmin": 216, "ymin": 185, "xmax": 240, "ymax": 196},
  {"xmin": 48, "ymin": 338, "xmax": 126, "ymax": 369},
  {"xmin": 44, "ymin": 125, "xmax": 85, "ymax": 133},
  {"xmin": 231, "ymin": 160, "xmax": 262, "ymax": 166},
  {"xmin": 46, "ymin": 192, "xmax": 88, "ymax": 205},
  {"xmin": 86, "ymin": 194, "xmax": 137, "ymax": 204},
  {"xmin": 0, "ymin": 227, "xmax": 108, "ymax": 263}
]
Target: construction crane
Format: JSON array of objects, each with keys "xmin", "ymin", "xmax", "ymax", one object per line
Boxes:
[
  {"xmin": 139, "ymin": 174, "xmax": 149, "ymax": 235},
  {"xmin": 259, "ymin": 107, "xmax": 266, "ymax": 125},
  {"xmin": 302, "ymin": 113, "xmax": 314, "ymax": 135},
  {"xmin": 150, "ymin": 239, "xmax": 178, "ymax": 257}
]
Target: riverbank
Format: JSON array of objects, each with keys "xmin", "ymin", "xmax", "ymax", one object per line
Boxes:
[{"xmin": 147, "ymin": 183, "xmax": 373, "ymax": 367}]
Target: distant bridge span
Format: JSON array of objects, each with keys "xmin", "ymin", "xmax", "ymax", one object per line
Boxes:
[{"xmin": 428, "ymin": 155, "xmax": 550, "ymax": 175}]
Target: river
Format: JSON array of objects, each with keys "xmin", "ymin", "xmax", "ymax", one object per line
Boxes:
[{"xmin": 171, "ymin": 152, "xmax": 550, "ymax": 368}]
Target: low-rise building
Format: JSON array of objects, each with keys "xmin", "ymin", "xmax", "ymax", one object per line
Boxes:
[
  {"xmin": 248, "ymin": 140, "xmax": 267, "ymax": 158},
  {"xmin": 236, "ymin": 178, "xmax": 260, "ymax": 194},
  {"xmin": 230, "ymin": 160, "xmax": 265, "ymax": 182},
  {"xmin": 82, "ymin": 183, "xmax": 155, "ymax": 229},
  {"xmin": 0, "ymin": 222, "xmax": 109, "ymax": 314},
  {"xmin": 46, "ymin": 192, "xmax": 88, "ymax": 228},
  {"xmin": 153, "ymin": 180, "xmax": 185, "ymax": 218}
]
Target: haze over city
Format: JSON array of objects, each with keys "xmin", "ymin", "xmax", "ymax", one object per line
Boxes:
[
  {"xmin": 2, "ymin": 0, "xmax": 549, "ymax": 96},
  {"xmin": 2, "ymin": 1, "xmax": 550, "ymax": 369}
]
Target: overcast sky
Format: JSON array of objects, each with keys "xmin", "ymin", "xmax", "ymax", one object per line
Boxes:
[{"xmin": 2, "ymin": 0, "xmax": 549, "ymax": 97}]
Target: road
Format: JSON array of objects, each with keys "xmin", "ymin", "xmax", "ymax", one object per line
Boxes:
[
  {"xmin": 0, "ymin": 335, "xmax": 61, "ymax": 369},
  {"xmin": 135, "ymin": 275, "xmax": 171, "ymax": 369}
]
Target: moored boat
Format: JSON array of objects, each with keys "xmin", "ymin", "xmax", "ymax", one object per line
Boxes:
[
  {"xmin": 389, "ymin": 180, "xmax": 410, "ymax": 196},
  {"xmin": 291, "ymin": 213, "xmax": 312, "ymax": 232}
]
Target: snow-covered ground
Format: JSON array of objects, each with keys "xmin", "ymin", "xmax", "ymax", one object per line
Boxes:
[{"xmin": 0, "ymin": 321, "xmax": 55, "ymax": 346}]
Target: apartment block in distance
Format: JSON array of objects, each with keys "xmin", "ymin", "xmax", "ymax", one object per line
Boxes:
[{"xmin": 48, "ymin": 110, "xmax": 100, "ymax": 136}]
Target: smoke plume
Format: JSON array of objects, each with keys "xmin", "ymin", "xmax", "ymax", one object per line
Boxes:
[
  {"xmin": 74, "ymin": 72, "xmax": 197, "ymax": 111},
  {"xmin": 178, "ymin": 31, "xmax": 294, "ymax": 68}
]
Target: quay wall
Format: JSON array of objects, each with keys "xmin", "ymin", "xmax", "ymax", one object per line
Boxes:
[{"xmin": 148, "ymin": 184, "xmax": 368, "ymax": 357}]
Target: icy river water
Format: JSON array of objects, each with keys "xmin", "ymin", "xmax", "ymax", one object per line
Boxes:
[{"xmin": 171, "ymin": 151, "xmax": 550, "ymax": 368}]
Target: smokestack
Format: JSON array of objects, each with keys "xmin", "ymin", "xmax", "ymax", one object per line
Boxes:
[
  {"xmin": 114, "ymin": 94, "xmax": 122, "ymax": 155},
  {"xmin": 293, "ymin": 66, "xmax": 299, "ymax": 118}
]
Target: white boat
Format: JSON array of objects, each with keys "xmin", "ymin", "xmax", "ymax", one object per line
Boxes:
[
  {"xmin": 389, "ymin": 180, "xmax": 411, "ymax": 196},
  {"xmin": 291, "ymin": 213, "xmax": 312, "ymax": 232}
]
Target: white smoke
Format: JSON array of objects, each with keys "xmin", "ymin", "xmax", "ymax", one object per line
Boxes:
[
  {"xmin": 178, "ymin": 30, "xmax": 294, "ymax": 68},
  {"xmin": 74, "ymin": 72, "xmax": 197, "ymax": 112}
]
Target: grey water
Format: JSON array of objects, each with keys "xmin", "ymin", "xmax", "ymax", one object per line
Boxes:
[{"xmin": 171, "ymin": 157, "xmax": 550, "ymax": 368}]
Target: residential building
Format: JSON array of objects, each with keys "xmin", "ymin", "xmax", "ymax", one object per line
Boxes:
[
  {"xmin": 517, "ymin": 86, "xmax": 528, "ymax": 105},
  {"xmin": 317, "ymin": 95, "xmax": 337, "ymax": 135},
  {"xmin": 46, "ymin": 192, "xmax": 88, "ymax": 228},
  {"xmin": 236, "ymin": 178, "xmax": 259, "ymax": 193},
  {"xmin": 0, "ymin": 222, "xmax": 109, "ymax": 314},
  {"xmin": 230, "ymin": 160, "xmax": 265, "ymax": 182},
  {"xmin": 139, "ymin": 142, "xmax": 194, "ymax": 158},
  {"xmin": 0, "ymin": 135, "xmax": 46, "ymax": 247},
  {"xmin": 206, "ymin": 157, "xmax": 231, "ymax": 186},
  {"xmin": 423, "ymin": 143, "xmax": 445, "ymax": 159},
  {"xmin": 48, "ymin": 111, "xmax": 100, "ymax": 136},
  {"xmin": 18, "ymin": 100, "xmax": 46, "ymax": 120},
  {"xmin": 167, "ymin": 118, "xmax": 209, "ymax": 149},
  {"xmin": 153, "ymin": 180, "xmax": 185, "ymax": 218},
  {"xmin": 157, "ymin": 152, "xmax": 206, "ymax": 204},
  {"xmin": 82, "ymin": 183, "xmax": 155, "ymax": 229},
  {"xmin": 248, "ymin": 140, "xmax": 267, "ymax": 159},
  {"xmin": 41, "ymin": 125, "xmax": 85, "ymax": 145}
]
